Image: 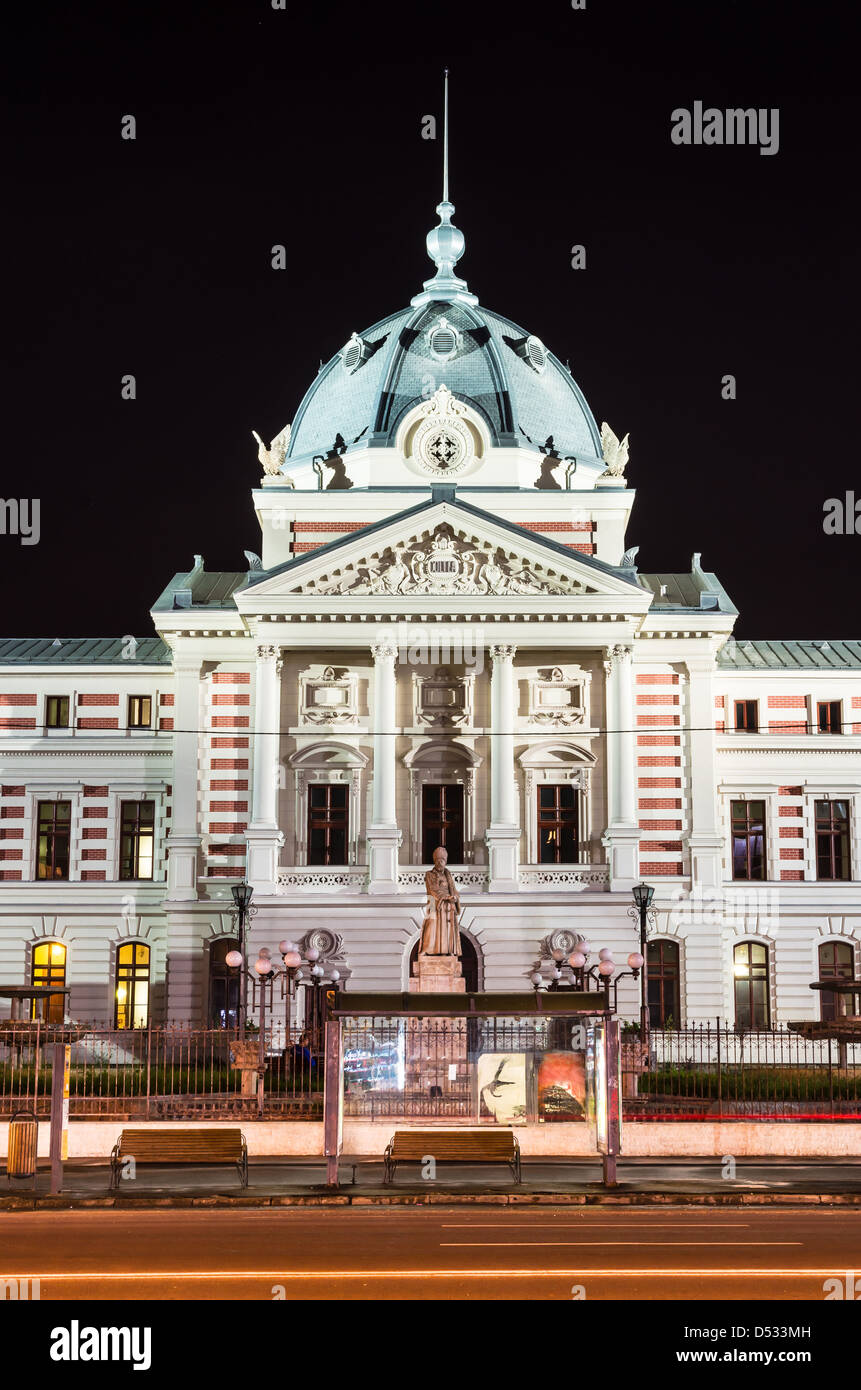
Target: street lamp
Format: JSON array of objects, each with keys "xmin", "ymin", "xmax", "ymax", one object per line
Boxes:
[
  {"xmin": 531, "ymin": 939, "xmax": 644, "ymax": 1014},
  {"xmin": 629, "ymin": 882, "xmax": 655, "ymax": 1041},
  {"xmin": 229, "ymin": 881, "xmax": 256, "ymax": 1038}
]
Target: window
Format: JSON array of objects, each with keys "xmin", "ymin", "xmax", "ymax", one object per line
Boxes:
[
  {"xmin": 45, "ymin": 696, "xmax": 70, "ymax": 729},
  {"xmin": 817, "ymin": 941, "xmax": 856, "ymax": 1022},
  {"xmin": 119, "ymin": 800, "xmax": 155, "ymax": 880},
  {"xmin": 421, "ymin": 783, "xmax": 464, "ymax": 863},
  {"xmin": 128, "ymin": 695, "xmax": 152, "ymax": 728},
  {"xmin": 37, "ymin": 800, "xmax": 71, "ymax": 879},
  {"xmin": 733, "ymin": 942, "xmax": 770, "ymax": 1028},
  {"xmin": 815, "ymin": 800, "xmax": 850, "ymax": 881},
  {"xmin": 115, "ymin": 942, "xmax": 150, "ymax": 1028},
  {"xmin": 31, "ymin": 941, "xmax": 66, "ymax": 1022},
  {"xmin": 817, "ymin": 701, "xmax": 842, "ymax": 734},
  {"xmin": 209, "ymin": 938, "xmax": 240, "ymax": 1028},
  {"xmin": 537, "ymin": 784, "xmax": 579, "ymax": 864},
  {"xmin": 307, "ymin": 784, "xmax": 349, "ymax": 866},
  {"xmin": 647, "ymin": 940, "xmax": 680, "ymax": 1029},
  {"xmin": 734, "ymin": 700, "xmax": 758, "ymax": 732},
  {"xmin": 731, "ymin": 799, "xmax": 766, "ymax": 880}
]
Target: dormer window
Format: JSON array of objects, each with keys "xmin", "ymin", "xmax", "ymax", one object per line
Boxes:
[
  {"xmin": 341, "ymin": 333, "xmax": 369, "ymax": 372},
  {"xmin": 427, "ymin": 317, "xmax": 461, "ymax": 362}
]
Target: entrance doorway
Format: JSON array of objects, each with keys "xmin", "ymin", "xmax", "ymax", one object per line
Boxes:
[{"xmin": 422, "ymin": 783, "xmax": 464, "ymax": 862}]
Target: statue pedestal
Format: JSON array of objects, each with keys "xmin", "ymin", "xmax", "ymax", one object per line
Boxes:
[{"xmin": 409, "ymin": 953, "xmax": 466, "ymax": 994}]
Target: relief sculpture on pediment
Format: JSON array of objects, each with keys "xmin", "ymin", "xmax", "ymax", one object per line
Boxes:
[{"xmin": 301, "ymin": 525, "xmax": 571, "ymax": 597}]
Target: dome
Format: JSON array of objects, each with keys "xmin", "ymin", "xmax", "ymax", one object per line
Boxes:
[{"xmin": 286, "ymin": 297, "xmax": 603, "ymax": 467}]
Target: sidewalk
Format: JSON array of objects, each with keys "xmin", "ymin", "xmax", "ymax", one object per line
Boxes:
[{"xmin": 3, "ymin": 1156, "xmax": 860, "ymax": 1208}]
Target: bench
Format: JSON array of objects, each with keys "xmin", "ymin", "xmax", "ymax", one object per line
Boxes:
[
  {"xmin": 383, "ymin": 1128, "xmax": 522, "ymax": 1185},
  {"xmin": 110, "ymin": 1127, "xmax": 248, "ymax": 1191}
]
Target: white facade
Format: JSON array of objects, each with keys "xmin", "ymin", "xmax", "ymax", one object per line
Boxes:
[{"xmin": 1, "ymin": 195, "xmax": 859, "ymax": 1029}]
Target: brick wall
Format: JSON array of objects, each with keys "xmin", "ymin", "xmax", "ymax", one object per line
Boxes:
[
  {"xmin": 203, "ymin": 670, "xmax": 251, "ymax": 878},
  {"xmin": 635, "ymin": 671, "xmax": 684, "ymax": 875}
]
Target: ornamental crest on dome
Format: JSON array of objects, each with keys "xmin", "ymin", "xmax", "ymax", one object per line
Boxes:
[{"xmin": 412, "ymin": 384, "xmax": 475, "ymax": 476}]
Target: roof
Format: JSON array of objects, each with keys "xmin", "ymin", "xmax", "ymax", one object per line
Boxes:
[
  {"xmin": 717, "ymin": 639, "xmax": 861, "ymax": 670},
  {"xmin": 286, "ymin": 299, "xmax": 603, "ymax": 466},
  {"xmin": 638, "ymin": 570, "xmax": 738, "ymax": 615},
  {"xmin": 245, "ymin": 489, "xmax": 644, "ymax": 589},
  {"xmin": 0, "ymin": 637, "xmax": 171, "ymax": 666},
  {"xmin": 150, "ymin": 569, "xmax": 248, "ymax": 613}
]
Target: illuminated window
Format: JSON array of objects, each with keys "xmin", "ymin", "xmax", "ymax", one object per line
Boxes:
[
  {"xmin": 115, "ymin": 942, "xmax": 150, "ymax": 1028},
  {"xmin": 731, "ymin": 799, "xmax": 766, "ymax": 880},
  {"xmin": 37, "ymin": 800, "xmax": 71, "ymax": 879},
  {"xmin": 31, "ymin": 941, "xmax": 66, "ymax": 1022},
  {"xmin": 733, "ymin": 942, "xmax": 770, "ymax": 1029},
  {"xmin": 128, "ymin": 695, "xmax": 152, "ymax": 728},
  {"xmin": 45, "ymin": 696, "xmax": 70, "ymax": 729},
  {"xmin": 537, "ymin": 784, "xmax": 578, "ymax": 864},
  {"xmin": 119, "ymin": 801, "xmax": 155, "ymax": 880}
]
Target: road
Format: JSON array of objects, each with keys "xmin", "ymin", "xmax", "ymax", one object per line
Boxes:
[{"xmin": 2, "ymin": 1206, "xmax": 860, "ymax": 1299}]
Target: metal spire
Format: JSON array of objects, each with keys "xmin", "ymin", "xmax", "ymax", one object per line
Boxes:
[{"xmin": 411, "ymin": 68, "xmax": 477, "ymax": 307}]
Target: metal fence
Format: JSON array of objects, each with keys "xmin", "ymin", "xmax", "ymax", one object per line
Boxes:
[
  {"xmin": 0, "ymin": 1023, "xmax": 323, "ymax": 1119},
  {"xmin": 623, "ymin": 1023, "xmax": 861, "ymax": 1121},
  {"xmin": 1, "ymin": 1020, "xmax": 859, "ymax": 1121}
]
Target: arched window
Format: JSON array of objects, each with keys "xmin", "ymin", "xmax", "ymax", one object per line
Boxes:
[
  {"xmin": 647, "ymin": 940, "xmax": 680, "ymax": 1029},
  {"xmin": 209, "ymin": 938, "xmax": 240, "ymax": 1028},
  {"xmin": 31, "ymin": 941, "xmax": 66, "ymax": 1022},
  {"xmin": 115, "ymin": 942, "xmax": 150, "ymax": 1028},
  {"xmin": 818, "ymin": 941, "xmax": 856, "ymax": 1021},
  {"xmin": 733, "ymin": 942, "xmax": 770, "ymax": 1029}
]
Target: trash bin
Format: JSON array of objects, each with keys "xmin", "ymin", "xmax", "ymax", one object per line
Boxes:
[{"xmin": 6, "ymin": 1108, "xmax": 38, "ymax": 1181}]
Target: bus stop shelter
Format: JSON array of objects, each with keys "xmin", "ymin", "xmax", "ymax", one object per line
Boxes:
[{"xmin": 322, "ymin": 991, "xmax": 623, "ymax": 1186}]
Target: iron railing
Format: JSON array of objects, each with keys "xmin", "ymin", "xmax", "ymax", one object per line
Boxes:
[{"xmin": 1, "ymin": 1020, "xmax": 858, "ymax": 1121}]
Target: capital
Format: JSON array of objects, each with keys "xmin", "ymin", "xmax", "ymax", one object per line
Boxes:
[
  {"xmin": 371, "ymin": 643, "xmax": 398, "ymax": 662},
  {"xmin": 489, "ymin": 644, "xmax": 516, "ymax": 662},
  {"xmin": 256, "ymin": 644, "xmax": 280, "ymax": 662}
]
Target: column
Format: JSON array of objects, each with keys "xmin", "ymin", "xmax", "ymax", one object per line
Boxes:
[
  {"xmin": 367, "ymin": 642, "xmax": 402, "ymax": 893},
  {"xmin": 485, "ymin": 644, "xmax": 520, "ymax": 892},
  {"xmin": 246, "ymin": 644, "xmax": 283, "ymax": 889},
  {"xmin": 601, "ymin": 643, "xmax": 641, "ymax": 890},
  {"xmin": 684, "ymin": 654, "xmax": 723, "ymax": 888},
  {"xmin": 166, "ymin": 656, "xmax": 202, "ymax": 901}
]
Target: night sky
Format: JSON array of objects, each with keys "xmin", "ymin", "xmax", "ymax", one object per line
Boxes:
[{"xmin": 4, "ymin": 0, "xmax": 856, "ymax": 638}]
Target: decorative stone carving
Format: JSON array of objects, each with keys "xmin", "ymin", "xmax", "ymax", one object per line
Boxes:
[
  {"xmin": 413, "ymin": 667, "xmax": 475, "ymax": 727},
  {"xmin": 599, "ymin": 422, "xmax": 630, "ymax": 479},
  {"xmin": 299, "ymin": 665, "xmax": 359, "ymax": 725},
  {"xmin": 252, "ymin": 425, "xmax": 291, "ymax": 476},
  {"xmin": 256, "ymin": 644, "xmax": 280, "ymax": 662},
  {"xmin": 301, "ymin": 525, "xmax": 577, "ymax": 597},
  {"xmin": 603, "ymin": 643, "xmax": 633, "ymax": 673},
  {"xmin": 411, "ymin": 385, "xmax": 475, "ymax": 477},
  {"xmin": 527, "ymin": 666, "xmax": 590, "ymax": 726}
]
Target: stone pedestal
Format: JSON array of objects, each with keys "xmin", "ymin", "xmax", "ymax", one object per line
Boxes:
[
  {"xmin": 406, "ymin": 955, "xmax": 469, "ymax": 1107},
  {"xmin": 408, "ymin": 953, "xmax": 466, "ymax": 994},
  {"xmin": 229, "ymin": 1040, "xmax": 262, "ymax": 1098}
]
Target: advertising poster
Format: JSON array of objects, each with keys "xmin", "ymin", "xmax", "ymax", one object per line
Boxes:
[{"xmin": 477, "ymin": 1052, "xmax": 527, "ymax": 1125}]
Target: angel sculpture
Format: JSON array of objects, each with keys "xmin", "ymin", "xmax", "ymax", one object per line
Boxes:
[
  {"xmin": 600, "ymin": 422, "xmax": 630, "ymax": 478},
  {"xmin": 252, "ymin": 424, "xmax": 291, "ymax": 477}
]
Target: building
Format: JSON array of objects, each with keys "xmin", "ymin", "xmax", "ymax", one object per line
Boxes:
[{"xmin": 1, "ymin": 176, "xmax": 859, "ymax": 1032}]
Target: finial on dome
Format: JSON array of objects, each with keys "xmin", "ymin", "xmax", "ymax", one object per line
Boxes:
[{"xmin": 412, "ymin": 68, "xmax": 478, "ymax": 307}]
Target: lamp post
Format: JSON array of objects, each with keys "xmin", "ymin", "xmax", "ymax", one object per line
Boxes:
[
  {"xmin": 530, "ymin": 939, "xmax": 645, "ymax": 1015},
  {"xmin": 229, "ymin": 881, "xmax": 256, "ymax": 1038},
  {"xmin": 629, "ymin": 882, "xmax": 655, "ymax": 1042}
]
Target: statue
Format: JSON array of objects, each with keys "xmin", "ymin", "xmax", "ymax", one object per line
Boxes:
[
  {"xmin": 252, "ymin": 424, "xmax": 291, "ymax": 477},
  {"xmin": 599, "ymin": 422, "xmax": 630, "ymax": 479},
  {"xmin": 419, "ymin": 846, "xmax": 462, "ymax": 956}
]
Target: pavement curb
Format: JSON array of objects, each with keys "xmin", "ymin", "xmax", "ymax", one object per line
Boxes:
[{"xmin": 2, "ymin": 1190, "xmax": 861, "ymax": 1211}]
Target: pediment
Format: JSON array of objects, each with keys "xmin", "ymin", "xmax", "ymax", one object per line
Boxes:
[{"xmin": 242, "ymin": 500, "xmax": 644, "ymax": 604}]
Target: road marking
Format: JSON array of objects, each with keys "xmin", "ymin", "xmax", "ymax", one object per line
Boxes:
[
  {"xmin": 0, "ymin": 1266, "xmax": 837, "ymax": 1280},
  {"xmin": 440, "ymin": 1241, "xmax": 802, "ymax": 1248}
]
